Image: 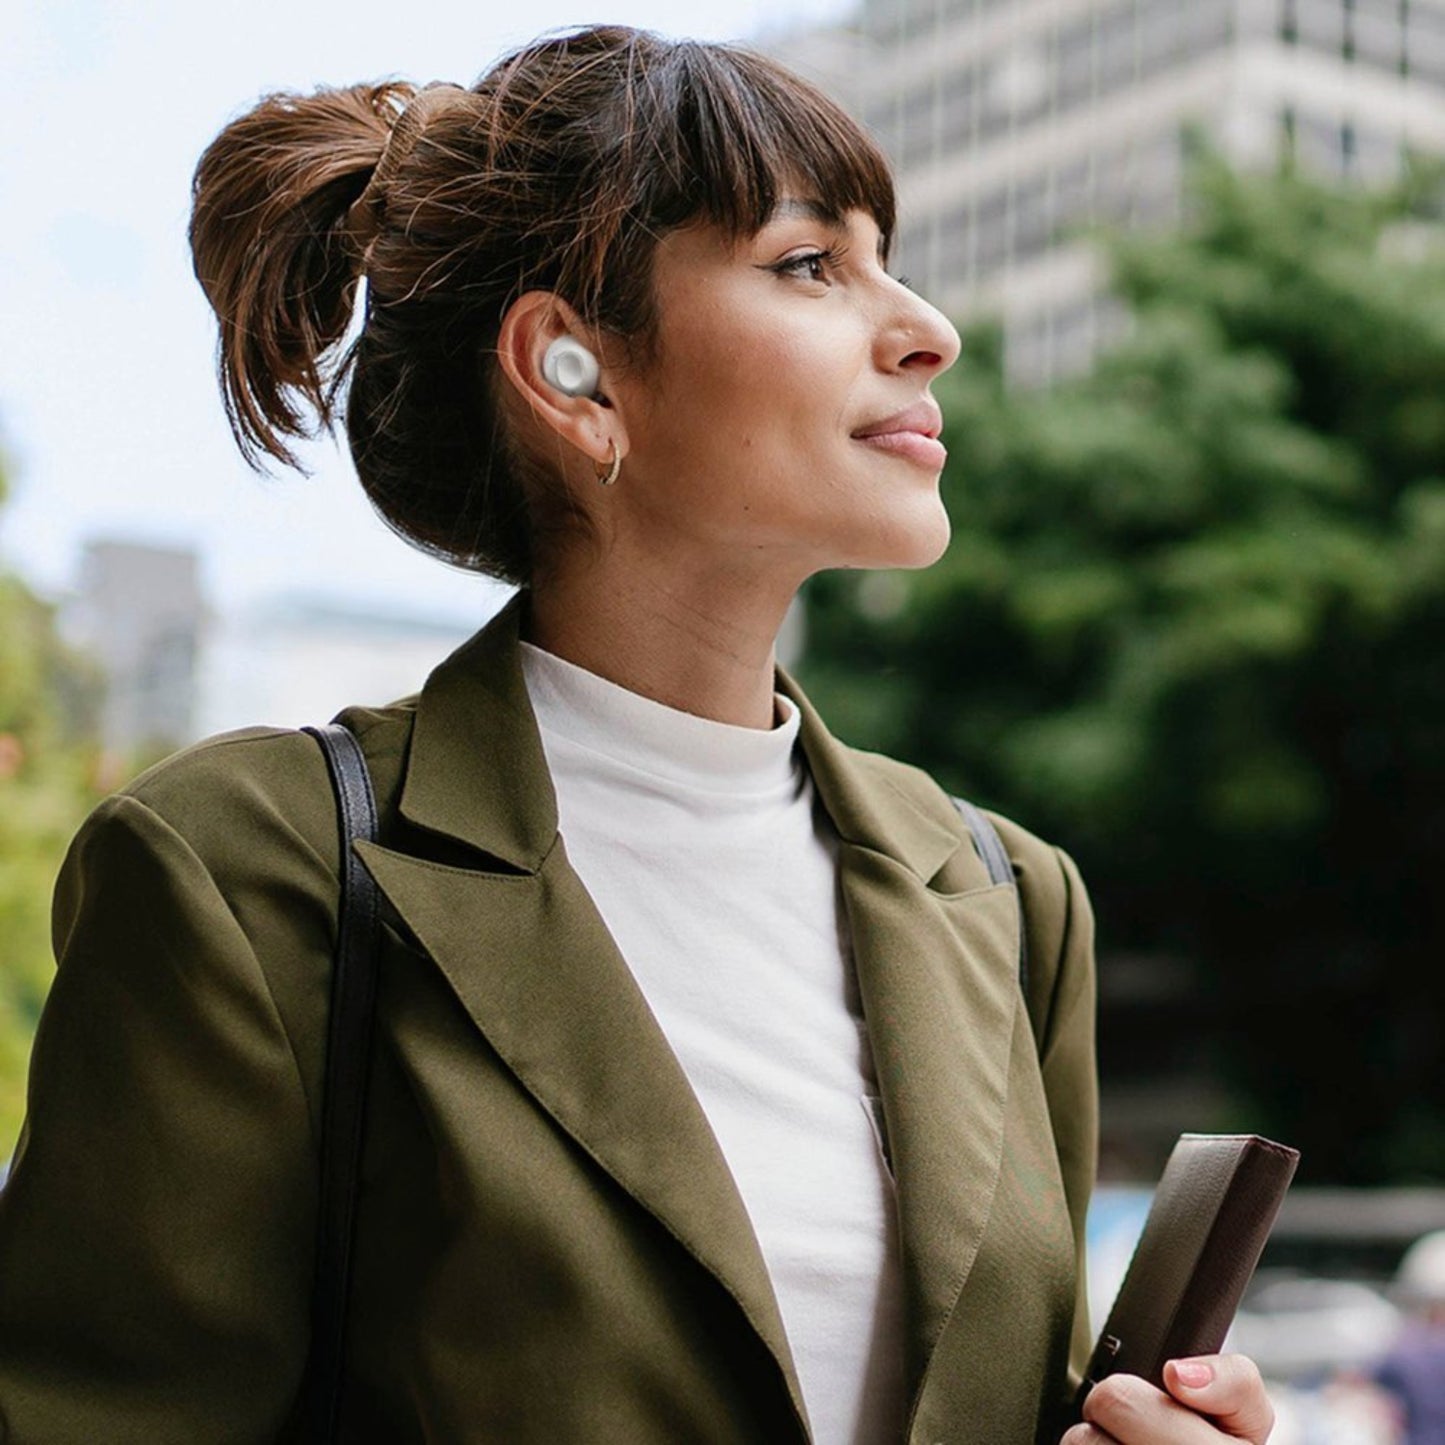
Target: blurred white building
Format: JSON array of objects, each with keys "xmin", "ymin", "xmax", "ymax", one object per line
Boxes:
[
  {"xmin": 70, "ymin": 539, "xmax": 204, "ymax": 755},
  {"xmin": 196, "ymin": 596, "xmax": 490, "ymax": 739},
  {"xmin": 771, "ymin": 0, "xmax": 1445, "ymax": 383},
  {"xmin": 67, "ymin": 536, "xmax": 500, "ymax": 752}
]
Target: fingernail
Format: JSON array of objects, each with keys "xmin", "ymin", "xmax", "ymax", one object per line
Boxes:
[{"xmin": 1173, "ymin": 1360, "xmax": 1213, "ymax": 1389}]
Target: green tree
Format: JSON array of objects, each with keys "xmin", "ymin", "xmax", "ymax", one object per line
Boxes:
[
  {"xmin": 0, "ymin": 448, "xmax": 104, "ymax": 1161},
  {"xmin": 802, "ymin": 151, "xmax": 1445, "ymax": 1184}
]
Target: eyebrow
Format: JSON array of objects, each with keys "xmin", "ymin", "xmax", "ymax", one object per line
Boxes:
[{"xmin": 768, "ymin": 197, "xmax": 888, "ymax": 261}]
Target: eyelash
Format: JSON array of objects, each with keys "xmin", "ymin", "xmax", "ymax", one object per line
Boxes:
[
  {"xmin": 773, "ymin": 249, "xmax": 915, "ymax": 291},
  {"xmin": 774, "ymin": 246, "xmax": 846, "ymax": 282}
]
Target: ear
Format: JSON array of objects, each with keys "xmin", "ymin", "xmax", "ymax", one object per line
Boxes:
[{"xmin": 495, "ymin": 291, "xmax": 627, "ymax": 474}]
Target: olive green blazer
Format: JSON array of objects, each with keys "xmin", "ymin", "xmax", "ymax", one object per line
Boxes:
[{"xmin": 0, "ymin": 599, "xmax": 1097, "ymax": 1444}]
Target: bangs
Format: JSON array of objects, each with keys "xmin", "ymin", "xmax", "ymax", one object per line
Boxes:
[{"xmin": 638, "ymin": 40, "xmax": 897, "ymax": 254}]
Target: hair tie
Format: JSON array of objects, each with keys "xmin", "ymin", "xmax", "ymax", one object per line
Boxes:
[{"xmin": 347, "ymin": 82, "xmax": 469, "ymax": 267}]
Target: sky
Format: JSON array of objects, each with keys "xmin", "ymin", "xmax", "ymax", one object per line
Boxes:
[{"xmin": 1, "ymin": 0, "xmax": 855, "ymax": 627}]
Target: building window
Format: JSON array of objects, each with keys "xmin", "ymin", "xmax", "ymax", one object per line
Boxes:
[
  {"xmin": 1295, "ymin": 0, "xmax": 1348, "ymax": 57},
  {"xmin": 1408, "ymin": 0, "xmax": 1445, "ymax": 85},
  {"xmin": 1349, "ymin": 0, "xmax": 1406, "ymax": 71}
]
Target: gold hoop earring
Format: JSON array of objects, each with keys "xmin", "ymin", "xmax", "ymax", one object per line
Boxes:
[{"xmin": 594, "ymin": 438, "xmax": 621, "ymax": 487}]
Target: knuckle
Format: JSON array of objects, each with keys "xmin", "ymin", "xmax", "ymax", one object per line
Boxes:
[
  {"xmin": 1087, "ymin": 1376, "xmax": 1126, "ymax": 1411},
  {"xmin": 1224, "ymin": 1351, "xmax": 1263, "ymax": 1388},
  {"xmin": 1083, "ymin": 1372, "xmax": 1150, "ymax": 1426}
]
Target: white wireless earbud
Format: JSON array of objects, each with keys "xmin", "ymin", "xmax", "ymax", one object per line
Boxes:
[{"xmin": 541, "ymin": 335, "xmax": 601, "ymax": 398}]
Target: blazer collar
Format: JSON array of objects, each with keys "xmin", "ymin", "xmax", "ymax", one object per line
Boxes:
[
  {"xmin": 779, "ymin": 670, "xmax": 967, "ymax": 886},
  {"xmin": 398, "ymin": 594, "xmax": 557, "ymax": 871},
  {"xmin": 399, "ymin": 594, "xmax": 966, "ymax": 887}
]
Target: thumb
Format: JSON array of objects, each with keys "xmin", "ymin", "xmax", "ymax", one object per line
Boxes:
[{"xmin": 1164, "ymin": 1354, "xmax": 1275, "ymax": 1442}]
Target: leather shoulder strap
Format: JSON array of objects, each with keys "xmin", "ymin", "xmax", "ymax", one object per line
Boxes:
[
  {"xmin": 952, "ymin": 796, "xmax": 1031, "ymax": 1003},
  {"xmin": 299, "ymin": 722, "xmax": 381, "ymax": 1442}
]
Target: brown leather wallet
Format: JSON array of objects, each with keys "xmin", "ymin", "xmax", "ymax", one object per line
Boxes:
[{"xmin": 1079, "ymin": 1133, "xmax": 1300, "ymax": 1402}]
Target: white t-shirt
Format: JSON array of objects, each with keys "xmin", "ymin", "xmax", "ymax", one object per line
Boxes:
[{"xmin": 520, "ymin": 642, "xmax": 905, "ymax": 1444}]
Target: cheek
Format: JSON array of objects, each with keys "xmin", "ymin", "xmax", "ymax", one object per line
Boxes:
[
  {"xmin": 679, "ymin": 327, "xmax": 854, "ymax": 460},
  {"xmin": 635, "ymin": 267, "xmax": 864, "ymax": 485}
]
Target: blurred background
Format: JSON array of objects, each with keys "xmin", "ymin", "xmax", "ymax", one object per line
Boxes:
[{"xmin": 5, "ymin": 0, "xmax": 1445, "ymax": 1437}]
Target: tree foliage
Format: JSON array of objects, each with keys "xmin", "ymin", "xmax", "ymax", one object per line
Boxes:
[
  {"xmin": 802, "ymin": 151, "xmax": 1445, "ymax": 1183},
  {"xmin": 0, "ymin": 448, "xmax": 104, "ymax": 1161}
]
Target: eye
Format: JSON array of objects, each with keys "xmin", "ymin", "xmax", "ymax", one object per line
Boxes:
[
  {"xmin": 772, "ymin": 246, "xmax": 843, "ymax": 283},
  {"xmin": 893, "ymin": 274, "xmax": 914, "ymax": 291}
]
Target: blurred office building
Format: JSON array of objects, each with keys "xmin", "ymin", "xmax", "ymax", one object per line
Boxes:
[
  {"xmin": 196, "ymin": 596, "xmax": 482, "ymax": 739},
  {"xmin": 70, "ymin": 539, "xmax": 204, "ymax": 757},
  {"xmin": 773, "ymin": 0, "xmax": 1445, "ymax": 383},
  {"xmin": 67, "ymin": 536, "xmax": 490, "ymax": 757}
]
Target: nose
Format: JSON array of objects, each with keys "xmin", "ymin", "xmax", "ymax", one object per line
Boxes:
[{"xmin": 880, "ymin": 283, "xmax": 962, "ymax": 379}]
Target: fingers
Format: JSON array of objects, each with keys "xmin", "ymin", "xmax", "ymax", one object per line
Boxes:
[
  {"xmin": 1063, "ymin": 1352, "xmax": 1277, "ymax": 1445},
  {"xmin": 1070, "ymin": 1358, "xmax": 1274, "ymax": 1445},
  {"xmin": 1075, "ymin": 1374, "xmax": 1222, "ymax": 1444},
  {"xmin": 1163, "ymin": 1354, "xmax": 1275, "ymax": 1443}
]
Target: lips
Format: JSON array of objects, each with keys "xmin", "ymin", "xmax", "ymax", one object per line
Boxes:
[
  {"xmin": 851, "ymin": 399, "xmax": 944, "ymax": 441},
  {"xmin": 851, "ymin": 399, "xmax": 947, "ymax": 470}
]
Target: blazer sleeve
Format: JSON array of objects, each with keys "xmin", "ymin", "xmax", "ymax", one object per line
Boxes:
[
  {"xmin": 0, "ymin": 782, "xmax": 325, "ymax": 1443},
  {"xmin": 1041, "ymin": 846, "xmax": 1098, "ymax": 1393},
  {"xmin": 1020, "ymin": 837, "xmax": 1099, "ymax": 1404}
]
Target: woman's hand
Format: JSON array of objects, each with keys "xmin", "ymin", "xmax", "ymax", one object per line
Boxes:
[{"xmin": 1062, "ymin": 1355, "xmax": 1274, "ymax": 1444}]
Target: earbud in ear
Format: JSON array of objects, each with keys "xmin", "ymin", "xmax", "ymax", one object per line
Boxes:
[{"xmin": 541, "ymin": 335, "xmax": 601, "ymax": 398}]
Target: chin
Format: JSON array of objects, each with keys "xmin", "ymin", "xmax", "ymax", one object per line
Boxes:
[
  {"xmin": 857, "ymin": 501, "xmax": 951, "ymax": 571},
  {"xmin": 901, "ymin": 517, "xmax": 952, "ymax": 569}
]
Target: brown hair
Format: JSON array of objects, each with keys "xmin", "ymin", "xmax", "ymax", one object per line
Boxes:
[{"xmin": 189, "ymin": 25, "xmax": 896, "ymax": 584}]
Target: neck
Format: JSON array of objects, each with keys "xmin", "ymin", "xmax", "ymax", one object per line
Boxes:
[{"xmin": 524, "ymin": 547, "xmax": 801, "ymax": 730}]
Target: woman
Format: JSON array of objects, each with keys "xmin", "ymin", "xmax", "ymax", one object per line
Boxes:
[{"xmin": 0, "ymin": 24, "xmax": 1272, "ymax": 1445}]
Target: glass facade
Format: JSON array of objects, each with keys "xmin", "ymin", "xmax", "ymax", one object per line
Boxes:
[
  {"xmin": 866, "ymin": 0, "xmax": 1237, "ymax": 164},
  {"xmin": 840, "ymin": 0, "xmax": 1445, "ymax": 383}
]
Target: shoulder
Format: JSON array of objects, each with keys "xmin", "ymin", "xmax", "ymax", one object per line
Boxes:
[
  {"xmin": 91, "ymin": 727, "xmax": 339, "ymax": 911},
  {"xmin": 123, "ymin": 725, "xmax": 329, "ymax": 832},
  {"xmin": 833, "ymin": 737, "xmax": 1082, "ymax": 911},
  {"xmin": 51, "ymin": 706, "xmax": 421, "ymax": 1117},
  {"xmin": 60, "ymin": 700, "xmax": 420, "ymax": 973},
  {"xmin": 826, "ymin": 734, "xmax": 1094, "ymax": 1039},
  {"xmin": 987, "ymin": 810, "xmax": 1091, "ymax": 946},
  {"xmin": 111, "ymin": 699, "xmax": 417, "ymax": 875}
]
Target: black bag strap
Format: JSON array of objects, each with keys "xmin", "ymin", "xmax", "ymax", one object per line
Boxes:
[
  {"xmin": 299, "ymin": 723, "xmax": 382, "ymax": 1442},
  {"xmin": 952, "ymin": 797, "xmax": 1030, "ymax": 1001}
]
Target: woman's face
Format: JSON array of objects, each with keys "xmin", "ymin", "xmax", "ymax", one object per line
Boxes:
[{"xmin": 605, "ymin": 198, "xmax": 963, "ymax": 581}]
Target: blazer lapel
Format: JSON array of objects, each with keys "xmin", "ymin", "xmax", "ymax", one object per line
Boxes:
[
  {"xmin": 358, "ymin": 601, "xmax": 809, "ymax": 1434},
  {"xmin": 783, "ymin": 675, "xmax": 1023, "ymax": 1423}
]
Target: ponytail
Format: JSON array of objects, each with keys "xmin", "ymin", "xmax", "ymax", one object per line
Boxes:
[{"xmin": 188, "ymin": 82, "xmax": 412, "ymax": 469}]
